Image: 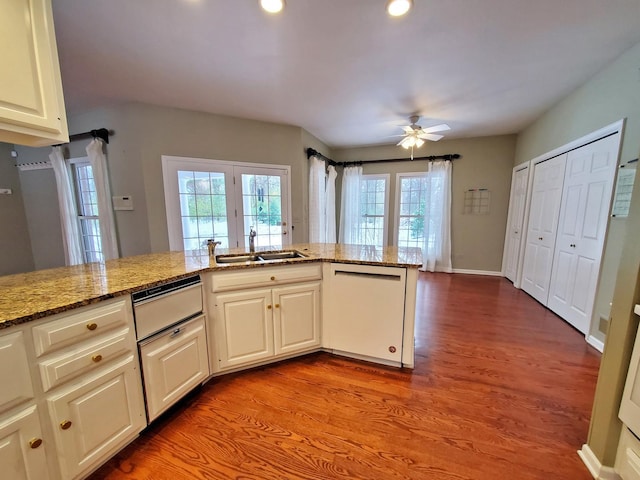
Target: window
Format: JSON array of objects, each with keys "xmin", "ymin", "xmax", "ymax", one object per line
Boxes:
[
  {"xmin": 395, "ymin": 173, "xmax": 427, "ymax": 249},
  {"xmin": 359, "ymin": 174, "xmax": 389, "ymax": 247},
  {"xmin": 163, "ymin": 156, "xmax": 291, "ymax": 252},
  {"xmin": 71, "ymin": 161, "xmax": 104, "ymax": 262}
]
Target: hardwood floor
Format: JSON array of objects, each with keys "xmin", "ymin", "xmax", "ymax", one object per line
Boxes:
[{"xmin": 90, "ymin": 273, "xmax": 601, "ymax": 480}]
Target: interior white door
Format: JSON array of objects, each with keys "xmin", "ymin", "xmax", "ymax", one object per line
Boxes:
[
  {"xmin": 521, "ymin": 154, "xmax": 566, "ymax": 305},
  {"xmin": 503, "ymin": 165, "xmax": 530, "ymax": 283},
  {"xmin": 546, "ymin": 133, "xmax": 620, "ymax": 333}
]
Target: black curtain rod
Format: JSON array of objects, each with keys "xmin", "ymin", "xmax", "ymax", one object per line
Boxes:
[
  {"xmin": 306, "ymin": 147, "xmax": 460, "ymax": 167},
  {"xmin": 56, "ymin": 128, "xmax": 112, "ymax": 146}
]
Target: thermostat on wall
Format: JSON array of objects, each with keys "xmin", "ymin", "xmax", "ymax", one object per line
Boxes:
[{"xmin": 113, "ymin": 195, "xmax": 134, "ymax": 211}]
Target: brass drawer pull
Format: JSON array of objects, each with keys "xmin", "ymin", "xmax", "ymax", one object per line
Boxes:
[
  {"xmin": 29, "ymin": 438, "xmax": 42, "ymax": 449},
  {"xmin": 60, "ymin": 420, "xmax": 72, "ymax": 430},
  {"xmin": 86, "ymin": 322, "xmax": 98, "ymax": 331},
  {"xmin": 92, "ymin": 354, "xmax": 103, "ymax": 363}
]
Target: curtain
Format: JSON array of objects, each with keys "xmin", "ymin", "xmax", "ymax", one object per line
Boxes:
[
  {"xmin": 421, "ymin": 160, "xmax": 452, "ymax": 272},
  {"xmin": 86, "ymin": 139, "xmax": 119, "ymax": 260},
  {"xmin": 308, "ymin": 155, "xmax": 326, "ymax": 243},
  {"xmin": 338, "ymin": 166, "xmax": 362, "ymax": 244},
  {"xmin": 50, "ymin": 147, "xmax": 84, "ymax": 265},
  {"xmin": 325, "ymin": 165, "xmax": 337, "ymax": 243}
]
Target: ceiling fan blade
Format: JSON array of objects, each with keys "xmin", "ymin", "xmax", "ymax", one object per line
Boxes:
[
  {"xmin": 420, "ymin": 123, "xmax": 451, "ymax": 134},
  {"xmin": 396, "ymin": 138, "xmax": 407, "ymax": 146},
  {"xmin": 418, "ymin": 133, "xmax": 444, "ymax": 141},
  {"xmin": 401, "ymin": 126, "xmax": 416, "ymax": 134}
]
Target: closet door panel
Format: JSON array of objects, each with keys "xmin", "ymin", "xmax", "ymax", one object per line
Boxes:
[
  {"xmin": 521, "ymin": 154, "xmax": 566, "ymax": 305},
  {"xmin": 547, "ymin": 133, "xmax": 620, "ymax": 333},
  {"xmin": 503, "ymin": 165, "xmax": 529, "ymax": 283}
]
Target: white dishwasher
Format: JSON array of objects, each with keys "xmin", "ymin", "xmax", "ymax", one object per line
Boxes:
[
  {"xmin": 132, "ymin": 275, "xmax": 209, "ymax": 422},
  {"xmin": 324, "ymin": 263, "xmax": 407, "ymax": 365}
]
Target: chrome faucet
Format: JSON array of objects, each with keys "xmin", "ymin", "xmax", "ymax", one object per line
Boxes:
[
  {"xmin": 248, "ymin": 226, "xmax": 257, "ymax": 252},
  {"xmin": 207, "ymin": 239, "xmax": 222, "ymax": 257}
]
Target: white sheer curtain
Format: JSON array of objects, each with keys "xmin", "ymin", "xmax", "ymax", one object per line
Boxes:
[
  {"xmin": 325, "ymin": 165, "xmax": 337, "ymax": 243},
  {"xmin": 308, "ymin": 155, "xmax": 326, "ymax": 243},
  {"xmin": 421, "ymin": 160, "xmax": 452, "ymax": 272},
  {"xmin": 50, "ymin": 147, "xmax": 84, "ymax": 265},
  {"xmin": 338, "ymin": 166, "xmax": 362, "ymax": 244},
  {"xmin": 86, "ymin": 139, "xmax": 119, "ymax": 260}
]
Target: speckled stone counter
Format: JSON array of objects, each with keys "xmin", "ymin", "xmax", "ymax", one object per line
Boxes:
[{"xmin": 0, "ymin": 243, "xmax": 422, "ymax": 328}]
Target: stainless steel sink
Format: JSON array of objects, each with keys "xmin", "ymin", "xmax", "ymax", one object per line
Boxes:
[
  {"xmin": 259, "ymin": 250, "xmax": 306, "ymax": 261},
  {"xmin": 215, "ymin": 250, "xmax": 306, "ymax": 264},
  {"xmin": 215, "ymin": 254, "xmax": 261, "ymax": 264}
]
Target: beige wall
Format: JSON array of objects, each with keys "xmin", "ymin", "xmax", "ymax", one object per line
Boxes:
[
  {"xmin": 333, "ymin": 135, "xmax": 517, "ymax": 272},
  {"xmin": 0, "ymin": 143, "xmax": 34, "ymax": 274},
  {"xmin": 513, "ymin": 41, "xmax": 640, "ymax": 466},
  {"xmin": 13, "ymin": 103, "xmax": 330, "ymax": 270}
]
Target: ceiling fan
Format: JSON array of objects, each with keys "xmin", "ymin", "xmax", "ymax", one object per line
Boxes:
[{"xmin": 396, "ymin": 115, "xmax": 450, "ymax": 158}]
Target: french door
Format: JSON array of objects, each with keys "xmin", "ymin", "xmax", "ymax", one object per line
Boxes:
[{"xmin": 162, "ymin": 156, "xmax": 290, "ymax": 252}]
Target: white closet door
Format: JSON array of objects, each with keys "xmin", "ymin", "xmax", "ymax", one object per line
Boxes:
[
  {"xmin": 521, "ymin": 154, "xmax": 566, "ymax": 305},
  {"xmin": 503, "ymin": 165, "xmax": 529, "ymax": 283},
  {"xmin": 547, "ymin": 134, "xmax": 620, "ymax": 333}
]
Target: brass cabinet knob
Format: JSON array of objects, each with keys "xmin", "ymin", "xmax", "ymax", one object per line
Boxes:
[
  {"xmin": 388, "ymin": 346, "xmax": 397, "ymax": 353},
  {"xmin": 86, "ymin": 322, "xmax": 98, "ymax": 331},
  {"xmin": 267, "ymin": 305, "xmax": 272, "ymax": 310},
  {"xmin": 275, "ymin": 304, "xmax": 280, "ymax": 308},
  {"xmin": 270, "ymin": 276, "xmax": 276, "ymax": 281},
  {"xmin": 29, "ymin": 438, "xmax": 43, "ymax": 449},
  {"xmin": 60, "ymin": 420, "xmax": 72, "ymax": 430},
  {"xmin": 92, "ymin": 354, "xmax": 103, "ymax": 363}
]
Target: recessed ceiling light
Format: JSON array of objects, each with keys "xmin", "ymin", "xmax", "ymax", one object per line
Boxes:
[
  {"xmin": 260, "ymin": 0, "xmax": 285, "ymax": 14},
  {"xmin": 387, "ymin": 0, "xmax": 412, "ymax": 17}
]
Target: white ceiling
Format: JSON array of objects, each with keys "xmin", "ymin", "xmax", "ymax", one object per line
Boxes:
[{"xmin": 52, "ymin": 0, "xmax": 640, "ymax": 148}]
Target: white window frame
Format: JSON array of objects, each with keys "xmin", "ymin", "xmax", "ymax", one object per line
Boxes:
[
  {"xmin": 359, "ymin": 173, "xmax": 390, "ymax": 247},
  {"xmin": 394, "ymin": 172, "xmax": 428, "ymax": 247},
  {"xmin": 69, "ymin": 156, "xmax": 104, "ymax": 263},
  {"xmin": 162, "ymin": 156, "xmax": 292, "ymax": 251}
]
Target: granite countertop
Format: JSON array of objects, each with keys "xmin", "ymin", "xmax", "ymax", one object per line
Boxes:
[{"xmin": 0, "ymin": 243, "xmax": 422, "ymax": 329}]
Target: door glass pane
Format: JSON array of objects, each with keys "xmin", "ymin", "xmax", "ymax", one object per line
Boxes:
[
  {"xmin": 359, "ymin": 178, "xmax": 386, "ymax": 247},
  {"xmin": 241, "ymin": 173, "xmax": 283, "ymax": 249},
  {"xmin": 177, "ymin": 170, "xmax": 229, "ymax": 249}
]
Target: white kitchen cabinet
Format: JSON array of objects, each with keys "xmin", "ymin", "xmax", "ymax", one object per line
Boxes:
[
  {"xmin": 139, "ymin": 315, "xmax": 209, "ymax": 422},
  {"xmin": 0, "ymin": 331, "xmax": 34, "ymax": 412},
  {"xmin": 0, "ymin": 0, "xmax": 69, "ymax": 146},
  {"xmin": 323, "ymin": 263, "xmax": 406, "ymax": 365},
  {"xmin": 273, "ymin": 282, "xmax": 321, "ymax": 355},
  {"xmin": 0, "ymin": 405, "xmax": 50, "ymax": 480},
  {"xmin": 46, "ymin": 354, "xmax": 145, "ymax": 480},
  {"xmin": 208, "ymin": 264, "xmax": 322, "ymax": 372}
]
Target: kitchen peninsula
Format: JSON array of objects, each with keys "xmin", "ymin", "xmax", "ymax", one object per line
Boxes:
[{"xmin": 0, "ymin": 243, "xmax": 421, "ymax": 480}]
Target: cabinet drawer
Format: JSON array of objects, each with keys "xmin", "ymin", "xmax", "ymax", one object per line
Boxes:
[
  {"xmin": 33, "ymin": 298, "xmax": 130, "ymax": 357},
  {"xmin": 211, "ymin": 264, "xmax": 322, "ymax": 292},
  {"xmin": 0, "ymin": 331, "xmax": 34, "ymax": 412},
  {"xmin": 38, "ymin": 327, "xmax": 133, "ymax": 392},
  {"xmin": 617, "ymin": 427, "xmax": 640, "ymax": 480}
]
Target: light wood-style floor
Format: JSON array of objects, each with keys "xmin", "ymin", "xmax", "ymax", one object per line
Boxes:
[{"xmin": 90, "ymin": 273, "xmax": 601, "ymax": 480}]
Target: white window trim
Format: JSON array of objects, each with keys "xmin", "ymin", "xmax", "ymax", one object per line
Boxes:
[
  {"xmin": 361, "ymin": 173, "xmax": 390, "ymax": 247},
  {"xmin": 394, "ymin": 172, "xmax": 427, "ymax": 246},
  {"xmin": 161, "ymin": 155, "xmax": 292, "ymax": 251}
]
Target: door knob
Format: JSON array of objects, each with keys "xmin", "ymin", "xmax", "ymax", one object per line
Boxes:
[
  {"xmin": 538, "ymin": 237, "xmax": 543, "ymax": 241},
  {"xmin": 570, "ymin": 244, "xmax": 576, "ymax": 248}
]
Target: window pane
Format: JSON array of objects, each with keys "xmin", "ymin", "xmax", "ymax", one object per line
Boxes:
[{"xmin": 397, "ymin": 175, "xmax": 427, "ymax": 249}]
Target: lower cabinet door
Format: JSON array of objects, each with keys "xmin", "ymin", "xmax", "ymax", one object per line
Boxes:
[
  {"xmin": 273, "ymin": 282, "xmax": 321, "ymax": 355},
  {"xmin": 0, "ymin": 405, "xmax": 49, "ymax": 480},
  {"xmin": 139, "ymin": 315, "xmax": 209, "ymax": 422},
  {"xmin": 46, "ymin": 355, "xmax": 145, "ymax": 480},
  {"xmin": 213, "ymin": 289, "xmax": 274, "ymax": 370}
]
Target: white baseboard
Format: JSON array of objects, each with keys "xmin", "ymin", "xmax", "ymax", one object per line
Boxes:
[
  {"xmin": 578, "ymin": 444, "xmax": 620, "ymax": 480},
  {"xmin": 451, "ymin": 269, "xmax": 503, "ymax": 276},
  {"xmin": 587, "ymin": 335, "xmax": 605, "ymax": 353}
]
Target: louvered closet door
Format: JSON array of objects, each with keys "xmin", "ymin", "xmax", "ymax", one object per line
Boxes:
[
  {"xmin": 547, "ymin": 134, "xmax": 620, "ymax": 334},
  {"xmin": 503, "ymin": 165, "xmax": 529, "ymax": 283},
  {"xmin": 521, "ymin": 154, "xmax": 566, "ymax": 305}
]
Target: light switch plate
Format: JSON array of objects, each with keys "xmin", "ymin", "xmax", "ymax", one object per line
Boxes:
[
  {"xmin": 113, "ymin": 195, "xmax": 133, "ymax": 210},
  {"xmin": 0, "ymin": 188, "xmax": 12, "ymax": 195}
]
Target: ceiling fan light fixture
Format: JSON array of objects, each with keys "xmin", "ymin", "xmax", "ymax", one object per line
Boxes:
[
  {"xmin": 387, "ymin": 0, "xmax": 412, "ymax": 17},
  {"xmin": 260, "ymin": 0, "xmax": 285, "ymax": 14},
  {"xmin": 415, "ymin": 138, "xmax": 425, "ymax": 148}
]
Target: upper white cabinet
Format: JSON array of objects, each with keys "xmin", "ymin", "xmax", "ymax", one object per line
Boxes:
[{"xmin": 0, "ymin": 0, "xmax": 69, "ymax": 146}]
